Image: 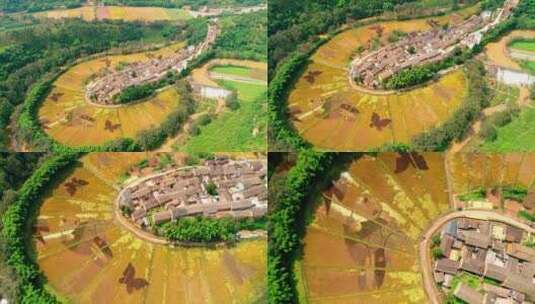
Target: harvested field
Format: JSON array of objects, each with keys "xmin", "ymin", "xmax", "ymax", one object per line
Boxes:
[
  {"xmin": 287, "ymin": 9, "xmax": 476, "ymax": 150},
  {"xmin": 35, "ymin": 153, "xmax": 266, "ymax": 304},
  {"xmin": 299, "ymin": 152, "xmax": 535, "ymax": 303},
  {"xmin": 485, "ymin": 30, "xmax": 535, "ymax": 70},
  {"xmin": 38, "ymin": 43, "xmax": 187, "ymax": 147},
  {"xmin": 35, "ymin": 6, "xmax": 192, "ymax": 22}
]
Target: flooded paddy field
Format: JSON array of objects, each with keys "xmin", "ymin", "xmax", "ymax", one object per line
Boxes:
[
  {"xmin": 286, "ymin": 7, "xmax": 481, "ymax": 150},
  {"xmin": 34, "ymin": 153, "xmax": 266, "ymax": 303},
  {"xmin": 299, "ymin": 152, "xmax": 535, "ymax": 303}
]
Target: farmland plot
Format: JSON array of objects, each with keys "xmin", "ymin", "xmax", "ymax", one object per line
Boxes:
[
  {"xmin": 178, "ymin": 59, "xmax": 267, "ymax": 152},
  {"xmin": 35, "ymin": 6, "xmax": 192, "ymax": 22},
  {"xmin": 287, "ymin": 8, "xmax": 482, "ymax": 150},
  {"xmin": 34, "ymin": 153, "xmax": 266, "ymax": 304},
  {"xmin": 299, "ymin": 152, "xmax": 535, "ymax": 302},
  {"xmin": 38, "ymin": 43, "xmax": 186, "ymax": 147}
]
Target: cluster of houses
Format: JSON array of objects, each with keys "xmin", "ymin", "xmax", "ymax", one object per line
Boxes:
[
  {"xmin": 118, "ymin": 157, "xmax": 267, "ymax": 228},
  {"xmin": 188, "ymin": 4, "xmax": 267, "ymax": 18},
  {"xmin": 85, "ymin": 22, "xmax": 220, "ymax": 105},
  {"xmin": 350, "ymin": 0, "xmax": 518, "ymax": 89},
  {"xmin": 433, "ymin": 218, "xmax": 535, "ymax": 303}
]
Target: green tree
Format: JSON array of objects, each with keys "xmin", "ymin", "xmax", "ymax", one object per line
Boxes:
[{"xmin": 205, "ymin": 181, "xmax": 218, "ymax": 196}]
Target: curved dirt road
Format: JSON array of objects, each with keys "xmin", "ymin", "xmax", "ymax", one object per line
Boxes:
[{"xmin": 419, "ymin": 210, "xmax": 535, "ymax": 304}]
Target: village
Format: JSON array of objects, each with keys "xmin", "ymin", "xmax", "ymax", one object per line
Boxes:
[
  {"xmin": 118, "ymin": 156, "xmax": 267, "ymax": 230},
  {"xmin": 85, "ymin": 22, "xmax": 220, "ymax": 105},
  {"xmin": 432, "ymin": 216, "xmax": 535, "ymax": 303},
  {"xmin": 350, "ymin": 0, "xmax": 518, "ymax": 89}
]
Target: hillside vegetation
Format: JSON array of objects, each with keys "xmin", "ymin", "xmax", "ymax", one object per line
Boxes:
[
  {"xmin": 1, "ymin": 0, "xmax": 264, "ymax": 13},
  {"xmin": 0, "ymin": 17, "xmax": 206, "ymax": 151}
]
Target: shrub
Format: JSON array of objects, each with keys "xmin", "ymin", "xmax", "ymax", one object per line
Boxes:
[
  {"xmin": 432, "ymin": 247, "xmax": 444, "ymax": 259},
  {"xmin": 519, "ymin": 210, "xmax": 535, "ymax": 222},
  {"xmin": 503, "ymin": 185, "xmax": 527, "ymax": 201},
  {"xmin": 225, "ymin": 91, "xmax": 240, "ymax": 110},
  {"xmin": 205, "ymin": 181, "xmax": 218, "ymax": 196},
  {"xmin": 160, "ymin": 217, "xmax": 239, "ymax": 242},
  {"xmin": 384, "ymin": 65, "xmax": 434, "ymax": 89},
  {"xmin": 457, "ymin": 188, "xmax": 486, "ymax": 201},
  {"xmin": 480, "ymin": 123, "xmax": 497, "ymax": 141},
  {"xmin": 113, "ymin": 83, "xmax": 157, "ymax": 104}
]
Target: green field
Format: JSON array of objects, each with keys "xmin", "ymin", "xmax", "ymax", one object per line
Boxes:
[
  {"xmin": 510, "ymin": 39, "xmax": 535, "ymax": 52},
  {"xmin": 481, "ymin": 107, "xmax": 535, "ymax": 152},
  {"xmin": 178, "ymin": 79, "xmax": 266, "ymax": 152},
  {"xmin": 165, "ymin": 8, "xmax": 193, "ymax": 20},
  {"xmin": 520, "ymin": 60, "xmax": 535, "ymax": 75},
  {"xmin": 489, "ymin": 83, "xmax": 520, "ymax": 107},
  {"xmin": 211, "ymin": 65, "xmax": 253, "ymax": 77}
]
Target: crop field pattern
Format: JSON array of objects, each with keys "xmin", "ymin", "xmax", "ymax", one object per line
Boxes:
[
  {"xmin": 38, "ymin": 43, "xmax": 186, "ymax": 147},
  {"xmin": 180, "ymin": 59, "xmax": 267, "ymax": 152},
  {"xmin": 36, "ymin": 6, "xmax": 192, "ymax": 22},
  {"xmin": 34, "ymin": 153, "xmax": 266, "ymax": 303},
  {"xmin": 299, "ymin": 152, "xmax": 535, "ymax": 303},
  {"xmin": 287, "ymin": 7, "xmax": 485, "ymax": 150},
  {"xmin": 485, "ymin": 30, "xmax": 535, "ymax": 70}
]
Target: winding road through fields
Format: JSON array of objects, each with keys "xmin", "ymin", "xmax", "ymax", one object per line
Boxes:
[{"xmin": 419, "ymin": 210, "xmax": 535, "ymax": 304}]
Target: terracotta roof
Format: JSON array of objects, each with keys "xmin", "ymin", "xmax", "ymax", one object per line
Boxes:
[
  {"xmin": 506, "ymin": 225, "xmax": 523, "ymax": 243},
  {"xmin": 503, "ymin": 272, "xmax": 535, "ymax": 300},
  {"xmin": 231, "ymin": 200, "xmax": 253, "ymax": 211},
  {"xmin": 461, "ymin": 257, "xmax": 485, "ymax": 275},
  {"xmin": 131, "ymin": 208, "xmax": 147, "ymax": 220},
  {"xmin": 483, "ymin": 263, "xmax": 507, "ymax": 282},
  {"xmin": 153, "ymin": 210, "xmax": 172, "ymax": 224},
  {"xmin": 459, "ymin": 230, "xmax": 491, "ymax": 248},
  {"xmin": 441, "ymin": 234, "xmax": 455, "ymax": 257},
  {"xmin": 454, "ymin": 283, "xmax": 485, "ymax": 304},
  {"xmin": 435, "ymin": 258, "xmax": 459, "ymax": 275},
  {"xmin": 507, "ymin": 244, "xmax": 535, "ymax": 262}
]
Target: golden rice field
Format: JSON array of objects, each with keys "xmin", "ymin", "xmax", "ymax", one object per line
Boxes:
[
  {"xmin": 287, "ymin": 7, "xmax": 481, "ymax": 150},
  {"xmin": 35, "ymin": 6, "xmax": 192, "ymax": 22},
  {"xmin": 38, "ymin": 42, "xmax": 186, "ymax": 147},
  {"xmin": 34, "ymin": 153, "xmax": 266, "ymax": 304},
  {"xmin": 299, "ymin": 152, "xmax": 535, "ymax": 303}
]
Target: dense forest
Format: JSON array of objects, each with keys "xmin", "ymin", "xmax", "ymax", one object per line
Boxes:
[
  {"xmin": 215, "ymin": 11, "xmax": 267, "ymax": 61},
  {"xmin": 0, "ymin": 153, "xmax": 44, "ymax": 302},
  {"xmin": 0, "ymin": 0, "xmax": 83, "ymax": 13}
]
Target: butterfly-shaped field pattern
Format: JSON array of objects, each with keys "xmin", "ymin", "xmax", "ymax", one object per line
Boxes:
[
  {"xmin": 118, "ymin": 263, "xmax": 149, "ymax": 294},
  {"xmin": 369, "ymin": 112, "xmax": 391, "ymax": 131}
]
